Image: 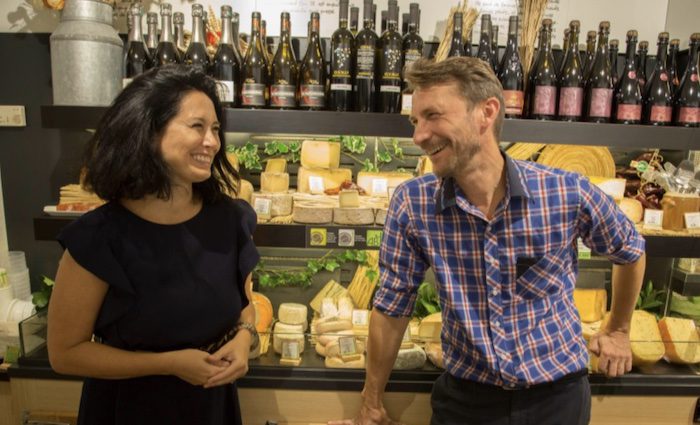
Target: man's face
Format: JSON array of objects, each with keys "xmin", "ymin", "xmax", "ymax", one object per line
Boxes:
[{"xmin": 409, "ymin": 83, "xmax": 483, "ymax": 179}]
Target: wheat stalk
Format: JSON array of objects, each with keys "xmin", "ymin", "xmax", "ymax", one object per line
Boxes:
[
  {"xmin": 518, "ymin": 0, "xmax": 548, "ymax": 82},
  {"xmin": 435, "ymin": 1, "xmax": 479, "ymax": 62}
]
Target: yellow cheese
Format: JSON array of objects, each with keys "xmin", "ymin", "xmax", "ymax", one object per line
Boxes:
[
  {"xmin": 300, "ymin": 140, "xmax": 341, "ymax": 169},
  {"xmin": 589, "ymin": 176, "xmax": 626, "ymax": 202},
  {"xmin": 618, "ymin": 197, "xmax": 643, "ymax": 224},
  {"xmin": 310, "ymin": 280, "xmax": 349, "ymax": 313},
  {"xmin": 236, "ymin": 179, "xmax": 253, "ymax": 204},
  {"xmin": 339, "ymin": 190, "xmax": 360, "ymax": 208},
  {"xmin": 265, "ymin": 157, "xmax": 288, "ymax": 173},
  {"xmin": 418, "ymin": 312, "xmax": 442, "ymax": 342},
  {"xmin": 260, "ymin": 172, "xmax": 290, "ymax": 193},
  {"xmin": 226, "ymin": 151, "xmax": 240, "ymax": 172},
  {"xmin": 573, "ymin": 289, "xmax": 607, "ymax": 323},
  {"xmin": 297, "ymin": 167, "xmax": 353, "ymax": 194},
  {"xmin": 333, "ymin": 207, "xmax": 375, "ymax": 225},
  {"xmin": 658, "ymin": 317, "xmax": 700, "ymax": 364},
  {"xmin": 251, "ymin": 192, "xmax": 293, "ymax": 218},
  {"xmin": 416, "ymin": 156, "xmax": 433, "ymax": 175},
  {"xmin": 375, "ymin": 208, "xmax": 388, "ymax": 225},
  {"xmin": 293, "ymin": 201, "xmax": 333, "ymax": 224},
  {"xmin": 356, "ymin": 171, "xmax": 413, "ymax": 197}
]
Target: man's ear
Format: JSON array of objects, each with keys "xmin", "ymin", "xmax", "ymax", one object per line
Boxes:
[{"xmin": 482, "ymin": 97, "xmax": 501, "ymax": 127}]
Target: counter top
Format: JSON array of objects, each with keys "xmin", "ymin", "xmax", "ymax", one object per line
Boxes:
[{"xmin": 9, "ymin": 349, "xmax": 700, "ymax": 395}]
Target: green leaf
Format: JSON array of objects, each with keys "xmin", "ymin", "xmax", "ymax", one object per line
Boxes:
[
  {"xmin": 362, "ymin": 158, "xmax": 378, "ymax": 172},
  {"xmin": 32, "ymin": 291, "xmax": 49, "ymax": 309},
  {"xmin": 365, "ymin": 269, "xmax": 378, "ymax": 282},
  {"xmin": 377, "ymin": 151, "xmax": 392, "ymax": 163},
  {"xmin": 42, "ymin": 276, "xmax": 55, "ymax": 287},
  {"xmin": 324, "ymin": 260, "xmax": 340, "ymax": 272}
]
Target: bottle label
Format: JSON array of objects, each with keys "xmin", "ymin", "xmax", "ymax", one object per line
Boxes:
[
  {"xmin": 558, "ymin": 87, "xmax": 583, "ymax": 117},
  {"xmin": 300, "ymin": 84, "xmax": 325, "ymax": 107},
  {"xmin": 270, "ymin": 84, "xmax": 296, "ymax": 108},
  {"xmin": 216, "ymin": 80, "xmax": 235, "ymax": 103},
  {"xmin": 616, "ymin": 104, "xmax": 642, "ymax": 121},
  {"xmin": 332, "ymin": 46, "xmax": 352, "ymax": 76},
  {"xmin": 380, "ymin": 85, "xmax": 401, "ymax": 93},
  {"xmin": 502, "ymin": 90, "xmax": 524, "ymax": 115},
  {"xmin": 589, "ymin": 88, "xmax": 613, "ymax": 118},
  {"xmin": 242, "ymin": 82, "xmax": 266, "ymax": 106},
  {"xmin": 357, "ymin": 46, "xmax": 375, "ymax": 77},
  {"xmin": 331, "ymin": 83, "xmax": 353, "ymax": 92},
  {"xmin": 649, "ymin": 105, "xmax": 672, "ymax": 123},
  {"xmin": 533, "ymin": 86, "xmax": 556, "ymax": 115},
  {"xmin": 678, "ymin": 107, "xmax": 700, "ymax": 124},
  {"xmin": 404, "ymin": 50, "xmax": 422, "ymax": 69}
]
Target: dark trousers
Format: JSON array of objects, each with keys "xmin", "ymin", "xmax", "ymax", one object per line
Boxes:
[{"xmin": 431, "ymin": 371, "xmax": 591, "ymax": 425}]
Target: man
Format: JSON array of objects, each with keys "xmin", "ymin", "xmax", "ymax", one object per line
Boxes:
[{"xmin": 329, "ymin": 57, "xmax": 646, "ymax": 425}]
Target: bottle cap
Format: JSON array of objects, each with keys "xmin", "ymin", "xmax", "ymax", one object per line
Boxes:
[
  {"xmin": 160, "ymin": 3, "xmax": 172, "ymax": 15},
  {"xmin": 192, "ymin": 4, "xmax": 203, "ymax": 17},
  {"xmin": 221, "ymin": 5, "xmax": 232, "ymax": 19},
  {"xmin": 627, "ymin": 30, "xmax": 638, "ymax": 38}
]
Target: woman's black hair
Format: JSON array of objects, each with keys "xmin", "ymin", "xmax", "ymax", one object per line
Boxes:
[{"xmin": 82, "ymin": 64, "xmax": 239, "ymax": 203}]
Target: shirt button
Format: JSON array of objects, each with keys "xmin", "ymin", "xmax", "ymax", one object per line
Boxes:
[
  {"xmin": 493, "ymin": 321, "xmax": 500, "ymax": 328},
  {"xmin": 491, "ymin": 288, "xmax": 499, "ymax": 296}
]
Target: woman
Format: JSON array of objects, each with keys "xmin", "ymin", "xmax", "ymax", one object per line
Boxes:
[{"xmin": 47, "ymin": 65, "xmax": 259, "ymax": 425}]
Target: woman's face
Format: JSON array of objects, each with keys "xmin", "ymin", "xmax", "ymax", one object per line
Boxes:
[{"xmin": 159, "ymin": 90, "xmax": 221, "ymax": 188}]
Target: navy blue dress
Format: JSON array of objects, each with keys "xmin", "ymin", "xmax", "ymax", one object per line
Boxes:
[{"xmin": 57, "ymin": 197, "xmax": 259, "ymax": 425}]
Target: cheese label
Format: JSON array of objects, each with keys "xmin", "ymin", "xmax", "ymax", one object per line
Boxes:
[
  {"xmin": 338, "ymin": 336, "xmax": 358, "ymax": 356},
  {"xmin": 282, "ymin": 340, "xmax": 301, "ymax": 359},
  {"xmin": 253, "ymin": 197, "xmax": 272, "ymax": 216},
  {"xmin": 352, "ymin": 309, "xmax": 369, "ymax": 327},
  {"xmin": 643, "ymin": 209, "xmax": 663, "ymax": 230},
  {"xmin": 309, "ymin": 176, "xmax": 325, "ymax": 193},
  {"xmin": 685, "ymin": 212, "xmax": 700, "ymax": 229},
  {"xmin": 372, "ymin": 178, "xmax": 389, "ymax": 196},
  {"xmin": 338, "ymin": 228, "xmax": 355, "ymax": 247},
  {"xmin": 577, "ymin": 238, "xmax": 591, "ymax": 260}
]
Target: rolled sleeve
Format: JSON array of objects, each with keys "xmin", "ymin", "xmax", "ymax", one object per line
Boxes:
[
  {"xmin": 576, "ymin": 176, "xmax": 645, "ymax": 264},
  {"xmin": 373, "ymin": 184, "xmax": 429, "ymax": 317}
]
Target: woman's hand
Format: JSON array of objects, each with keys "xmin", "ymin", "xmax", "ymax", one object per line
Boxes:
[
  {"xmin": 203, "ymin": 331, "xmax": 251, "ymax": 388},
  {"xmin": 166, "ymin": 349, "xmax": 228, "ymax": 386}
]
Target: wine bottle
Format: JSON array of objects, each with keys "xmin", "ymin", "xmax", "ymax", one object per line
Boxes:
[
  {"xmin": 668, "ymin": 38, "xmax": 681, "ymax": 93},
  {"xmin": 355, "ymin": 0, "xmax": 378, "ymax": 112},
  {"xmin": 476, "ymin": 14, "xmax": 494, "ymax": 71},
  {"xmin": 350, "ymin": 6, "xmax": 359, "ymax": 36},
  {"xmin": 145, "ymin": 12, "xmax": 158, "ymax": 60},
  {"xmin": 330, "ymin": 0, "xmax": 355, "ymax": 111},
  {"xmin": 184, "ymin": 4, "xmax": 210, "ymax": 72},
  {"xmin": 154, "ymin": 3, "xmax": 180, "ymax": 66},
  {"xmin": 261, "ymin": 20, "xmax": 273, "ymax": 65},
  {"xmin": 402, "ymin": 3, "xmax": 423, "ymax": 75},
  {"xmin": 557, "ymin": 20, "xmax": 584, "ymax": 122},
  {"xmin": 613, "ymin": 30, "xmax": 642, "ymax": 124},
  {"xmin": 371, "ymin": 3, "xmax": 377, "ymax": 32},
  {"xmin": 558, "ymin": 27, "xmax": 570, "ymax": 76},
  {"xmin": 673, "ymin": 33, "xmax": 700, "ymax": 127},
  {"xmin": 527, "ymin": 19, "xmax": 557, "ymax": 120},
  {"xmin": 491, "ymin": 24, "xmax": 499, "ymax": 73},
  {"xmin": 609, "ymin": 39, "xmax": 619, "ymax": 87},
  {"xmin": 381, "ymin": 10, "xmax": 387, "ymax": 34},
  {"xmin": 583, "ymin": 21, "xmax": 613, "ymax": 123},
  {"xmin": 211, "ymin": 5, "xmax": 240, "ymax": 107},
  {"xmin": 498, "ymin": 16, "xmax": 524, "ymax": 119},
  {"xmin": 124, "ymin": 3, "xmax": 150, "ymax": 87},
  {"xmin": 270, "ymin": 12, "xmax": 298, "ymax": 109},
  {"xmin": 402, "ymin": 13, "xmax": 410, "ymax": 36},
  {"xmin": 465, "ymin": 26, "xmax": 473, "ymax": 57},
  {"xmin": 173, "ymin": 12, "xmax": 186, "ymax": 54},
  {"xmin": 377, "ymin": 0, "xmax": 402, "ymax": 113},
  {"xmin": 241, "ymin": 12, "xmax": 269, "ymax": 108},
  {"xmin": 231, "ymin": 12, "xmax": 243, "ymax": 65},
  {"xmin": 582, "ymin": 30, "xmax": 596, "ymax": 78},
  {"xmin": 448, "ymin": 12, "xmax": 465, "ymax": 58},
  {"xmin": 299, "ymin": 12, "xmax": 327, "ymax": 110},
  {"xmin": 636, "ymin": 41, "xmax": 649, "ymax": 89},
  {"xmin": 643, "ymin": 32, "xmax": 673, "ymax": 125}
]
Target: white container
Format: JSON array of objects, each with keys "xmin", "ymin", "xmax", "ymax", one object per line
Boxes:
[
  {"xmin": 8, "ymin": 268, "xmax": 31, "ymax": 301},
  {"xmin": 7, "ymin": 251, "xmax": 25, "ymax": 272},
  {"xmin": 0, "ymin": 285, "xmax": 13, "ymax": 315}
]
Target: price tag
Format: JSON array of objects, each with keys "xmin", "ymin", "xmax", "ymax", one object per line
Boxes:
[
  {"xmin": 685, "ymin": 212, "xmax": 700, "ymax": 229},
  {"xmin": 253, "ymin": 197, "xmax": 272, "ymax": 218},
  {"xmin": 401, "ymin": 93, "xmax": 413, "ymax": 115},
  {"xmin": 643, "ymin": 209, "xmax": 664, "ymax": 230},
  {"xmin": 372, "ymin": 178, "xmax": 388, "ymax": 196},
  {"xmin": 309, "ymin": 176, "xmax": 325, "ymax": 193},
  {"xmin": 577, "ymin": 238, "xmax": 591, "ymax": 260},
  {"xmin": 352, "ymin": 309, "xmax": 369, "ymax": 327},
  {"xmin": 338, "ymin": 336, "xmax": 358, "ymax": 356},
  {"xmin": 282, "ymin": 340, "xmax": 301, "ymax": 360}
]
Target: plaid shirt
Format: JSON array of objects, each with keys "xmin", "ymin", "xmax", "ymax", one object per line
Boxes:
[{"xmin": 373, "ymin": 154, "xmax": 645, "ymax": 388}]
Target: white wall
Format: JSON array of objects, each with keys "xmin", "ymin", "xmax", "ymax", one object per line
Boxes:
[{"xmin": 1, "ymin": 0, "xmax": 675, "ymax": 47}]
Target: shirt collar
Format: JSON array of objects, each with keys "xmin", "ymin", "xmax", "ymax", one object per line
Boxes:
[{"xmin": 434, "ymin": 151, "xmax": 531, "ymax": 213}]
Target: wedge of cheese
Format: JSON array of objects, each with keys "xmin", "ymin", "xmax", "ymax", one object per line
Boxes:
[
  {"xmin": 236, "ymin": 179, "xmax": 254, "ymax": 204},
  {"xmin": 251, "ymin": 291, "xmax": 273, "ymax": 333},
  {"xmin": 226, "ymin": 151, "xmax": 240, "ymax": 172},
  {"xmin": 278, "ymin": 303, "xmax": 308, "ymax": 326},
  {"xmin": 418, "ymin": 312, "xmax": 442, "ymax": 342},
  {"xmin": 573, "ymin": 288, "xmax": 607, "ymax": 323},
  {"xmin": 339, "ymin": 190, "xmax": 360, "ymax": 208},
  {"xmin": 658, "ymin": 317, "xmax": 700, "ymax": 364},
  {"xmin": 589, "ymin": 177, "xmax": 626, "ymax": 202},
  {"xmin": 325, "ymin": 354, "xmax": 365, "ymax": 368},
  {"xmin": 392, "ymin": 343, "xmax": 427, "ymax": 370},
  {"xmin": 266, "ymin": 158, "xmax": 287, "ymax": 173},
  {"xmin": 297, "ymin": 167, "xmax": 353, "ymax": 194},
  {"xmin": 252, "ymin": 192, "xmax": 293, "ymax": 219},
  {"xmin": 356, "ymin": 171, "xmax": 413, "ymax": 197},
  {"xmin": 310, "ymin": 280, "xmax": 348, "ymax": 313},
  {"xmin": 300, "ymin": 140, "xmax": 341, "ymax": 169},
  {"xmin": 260, "ymin": 172, "xmax": 290, "ymax": 193}
]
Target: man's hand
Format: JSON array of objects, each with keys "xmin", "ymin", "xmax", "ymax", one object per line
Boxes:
[
  {"xmin": 589, "ymin": 329, "xmax": 633, "ymax": 377},
  {"xmin": 328, "ymin": 403, "xmax": 403, "ymax": 425}
]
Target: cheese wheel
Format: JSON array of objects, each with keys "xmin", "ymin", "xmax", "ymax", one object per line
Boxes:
[
  {"xmin": 266, "ymin": 158, "xmax": 288, "ymax": 173},
  {"xmin": 425, "ymin": 342, "xmax": 444, "ymax": 369},
  {"xmin": 337, "ymin": 297, "xmax": 354, "ymax": 321},
  {"xmin": 324, "ymin": 339, "xmax": 366, "ymax": 358},
  {"xmin": 293, "ymin": 202, "xmax": 333, "ymax": 224},
  {"xmin": 260, "ymin": 172, "xmax": 290, "ymax": 193},
  {"xmin": 418, "ymin": 312, "xmax": 442, "ymax": 342},
  {"xmin": 318, "ymin": 329, "xmax": 355, "ymax": 346},
  {"xmin": 573, "ymin": 289, "xmax": 607, "ymax": 323},
  {"xmin": 619, "ymin": 197, "xmax": 643, "ymax": 223},
  {"xmin": 301, "ymin": 140, "xmax": 341, "ymax": 169},
  {"xmin": 325, "ymin": 354, "xmax": 366, "ymax": 368},
  {"xmin": 375, "ymin": 208, "xmax": 388, "ymax": 225},
  {"xmin": 252, "ymin": 192, "xmax": 293, "ymax": 218},
  {"xmin": 273, "ymin": 322, "xmax": 306, "ymax": 354},
  {"xmin": 251, "ymin": 291, "xmax": 273, "ymax": 333},
  {"xmin": 297, "ymin": 167, "xmax": 353, "ymax": 194},
  {"xmin": 315, "ymin": 341, "xmax": 327, "ymax": 357},
  {"xmin": 226, "ymin": 152, "xmax": 240, "ymax": 172},
  {"xmin": 356, "ymin": 171, "xmax": 413, "ymax": 197},
  {"xmin": 317, "ymin": 319, "xmax": 353, "ymax": 334},
  {"xmin": 333, "ymin": 207, "xmax": 375, "ymax": 225},
  {"xmin": 278, "ymin": 303, "xmax": 308, "ymax": 326},
  {"xmin": 393, "ymin": 343, "xmax": 427, "ymax": 370}
]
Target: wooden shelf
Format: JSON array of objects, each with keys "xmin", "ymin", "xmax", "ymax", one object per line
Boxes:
[{"xmin": 41, "ymin": 105, "xmax": 700, "ymax": 149}]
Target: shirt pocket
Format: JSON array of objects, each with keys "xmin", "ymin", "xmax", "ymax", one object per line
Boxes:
[{"xmin": 514, "ymin": 246, "xmax": 568, "ymax": 302}]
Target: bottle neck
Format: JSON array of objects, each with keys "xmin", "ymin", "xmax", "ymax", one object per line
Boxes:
[
  {"xmin": 686, "ymin": 42, "xmax": 699, "ymax": 74},
  {"xmin": 624, "ymin": 39, "xmax": 637, "ymax": 68},
  {"xmin": 567, "ymin": 31, "xmax": 578, "ymax": 53},
  {"xmin": 280, "ymin": 19, "xmax": 291, "ymax": 44},
  {"xmin": 539, "ymin": 29, "xmax": 551, "ymax": 52},
  {"xmin": 192, "ymin": 16, "xmax": 205, "ymax": 44},
  {"xmin": 161, "ymin": 14, "xmax": 174, "ymax": 43},
  {"xmin": 655, "ymin": 42, "xmax": 668, "ymax": 69},
  {"xmin": 596, "ymin": 32, "xmax": 609, "ymax": 57},
  {"xmin": 129, "ymin": 15, "xmax": 143, "ymax": 42},
  {"xmin": 339, "ymin": 17, "xmax": 348, "ymax": 30},
  {"xmin": 221, "ymin": 17, "xmax": 233, "ymax": 45},
  {"xmin": 147, "ymin": 22, "xmax": 158, "ymax": 46},
  {"xmin": 388, "ymin": 18, "xmax": 397, "ymax": 32}
]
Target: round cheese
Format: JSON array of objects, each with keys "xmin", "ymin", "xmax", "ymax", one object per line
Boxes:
[
  {"xmin": 278, "ymin": 303, "xmax": 308, "ymax": 326},
  {"xmin": 375, "ymin": 208, "xmax": 388, "ymax": 225},
  {"xmin": 325, "ymin": 354, "xmax": 366, "ymax": 369},
  {"xmin": 293, "ymin": 202, "xmax": 333, "ymax": 224},
  {"xmin": 392, "ymin": 344, "xmax": 427, "ymax": 370},
  {"xmin": 333, "ymin": 207, "xmax": 375, "ymax": 225}
]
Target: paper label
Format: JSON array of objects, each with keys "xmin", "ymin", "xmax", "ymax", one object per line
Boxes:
[
  {"xmin": 241, "ymin": 82, "xmax": 266, "ymax": 106},
  {"xmin": 308, "ymin": 176, "xmax": 325, "ymax": 193},
  {"xmin": 685, "ymin": 212, "xmax": 700, "ymax": 229},
  {"xmin": 380, "ymin": 85, "xmax": 401, "ymax": 93},
  {"xmin": 558, "ymin": 87, "xmax": 583, "ymax": 117},
  {"xmin": 577, "ymin": 238, "xmax": 591, "ymax": 260},
  {"xmin": 352, "ymin": 309, "xmax": 369, "ymax": 326},
  {"xmin": 282, "ymin": 340, "xmax": 301, "ymax": 359},
  {"xmin": 300, "ymin": 84, "xmax": 325, "ymax": 108},
  {"xmin": 338, "ymin": 228, "xmax": 355, "ymax": 247},
  {"xmin": 533, "ymin": 86, "xmax": 556, "ymax": 115},
  {"xmin": 372, "ymin": 178, "xmax": 388, "ymax": 196},
  {"xmin": 588, "ymin": 88, "xmax": 613, "ymax": 118},
  {"xmin": 270, "ymin": 84, "xmax": 296, "ymax": 107},
  {"xmin": 330, "ymin": 83, "xmax": 352, "ymax": 91},
  {"xmin": 338, "ymin": 336, "xmax": 358, "ymax": 356},
  {"xmin": 649, "ymin": 105, "xmax": 672, "ymax": 123},
  {"xmin": 678, "ymin": 107, "xmax": 700, "ymax": 124},
  {"xmin": 401, "ymin": 93, "xmax": 413, "ymax": 115},
  {"xmin": 616, "ymin": 104, "xmax": 642, "ymax": 121},
  {"xmin": 253, "ymin": 197, "xmax": 272, "ymax": 216},
  {"xmin": 502, "ymin": 90, "xmax": 524, "ymax": 116},
  {"xmin": 643, "ymin": 209, "xmax": 663, "ymax": 229}
]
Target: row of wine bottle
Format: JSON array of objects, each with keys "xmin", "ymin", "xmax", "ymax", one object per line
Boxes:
[{"xmin": 123, "ymin": 2, "xmax": 700, "ymax": 126}]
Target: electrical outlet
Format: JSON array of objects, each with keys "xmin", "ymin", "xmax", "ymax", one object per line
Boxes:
[{"xmin": 0, "ymin": 105, "xmax": 26, "ymax": 127}]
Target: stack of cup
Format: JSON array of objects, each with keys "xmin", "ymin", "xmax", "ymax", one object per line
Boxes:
[
  {"xmin": 0, "ymin": 267, "xmax": 13, "ymax": 317},
  {"xmin": 7, "ymin": 251, "xmax": 31, "ymax": 301}
]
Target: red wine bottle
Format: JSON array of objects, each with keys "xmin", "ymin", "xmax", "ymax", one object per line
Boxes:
[
  {"xmin": 330, "ymin": 0, "xmax": 355, "ymax": 111},
  {"xmin": 609, "ymin": 39, "xmax": 619, "ymax": 87},
  {"xmin": 299, "ymin": 12, "xmax": 327, "ymax": 110},
  {"xmin": 448, "ymin": 12, "xmax": 465, "ymax": 57},
  {"xmin": 402, "ymin": 3, "xmax": 423, "ymax": 76},
  {"xmin": 350, "ymin": 6, "xmax": 359, "ymax": 36},
  {"xmin": 583, "ymin": 21, "xmax": 613, "ymax": 123},
  {"xmin": 673, "ymin": 33, "xmax": 700, "ymax": 127},
  {"xmin": 636, "ymin": 41, "xmax": 648, "ymax": 90},
  {"xmin": 377, "ymin": 0, "xmax": 402, "ymax": 113},
  {"xmin": 613, "ymin": 30, "xmax": 642, "ymax": 124},
  {"xmin": 557, "ymin": 20, "xmax": 584, "ymax": 121},
  {"xmin": 498, "ymin": 16, "xmax": 524, "ymax": 118},
  {"xmin": 270, "ymin": 12, "xmax": 298, "ymax": 109},
  {"xmin": 643, "ymin": 32, "xmax": 672, "ymax": 125},
  {"xmin": 527, "ymin": 19, "xmax": 557, "ymax": 120},
  {"xmin": 668, "ymin": 38, "xmax": 681, "ymax": 94},
  {"xmin": 491, "ymin": 24, "xmax": 500, "ymax": 73},
  {"xmin": 355, "ymin": 0, "xmax": 378, "ymax": 112},
  {"xmin": 476, "ymin": 14, "xmax": 495, "ymax": 71},
  {"xmin": 241, "ymin": 12, "xmax": 269, "ymax": 108},
  {"xmin": 211, "ymin": 5, "xmax": 240, "ymax": 107}
]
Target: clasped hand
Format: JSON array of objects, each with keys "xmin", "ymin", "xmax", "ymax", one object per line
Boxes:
[{"xmin": 170, "ymin": 339, "xmax": 249, "ymax": 388}]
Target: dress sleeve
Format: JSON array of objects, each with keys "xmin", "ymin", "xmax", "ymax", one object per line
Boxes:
[
  {"xmin": 56, "ymin": 211, "xmax": 135, "ymax": 329},
  {"xmin": 235, "ymin": 200, "xmax": 260, "ymax": 308}
]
